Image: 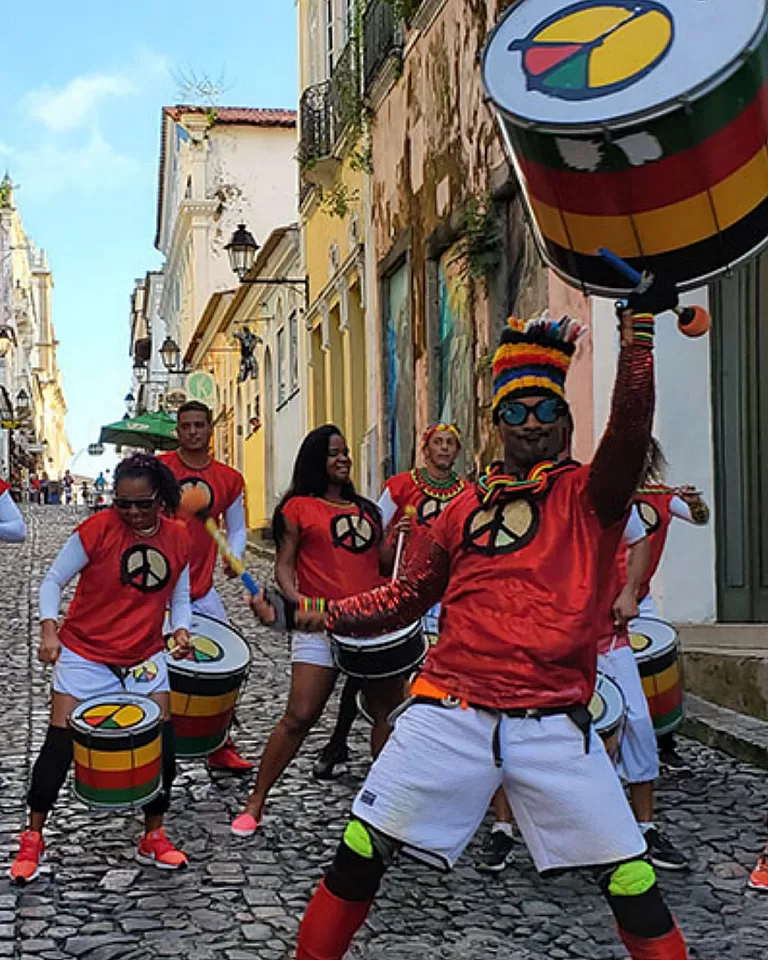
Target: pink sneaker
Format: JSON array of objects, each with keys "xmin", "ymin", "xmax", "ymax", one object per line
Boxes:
[
  {"xmin": 136, "ymin": 829, "xmax": 188, "ymax": 870},
  {"xmin": 231, "ymin": 812, "xmax": 260, "ymax": 837}
]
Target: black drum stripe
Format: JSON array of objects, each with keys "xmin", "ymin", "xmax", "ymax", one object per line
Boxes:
[
  {"xmin": 637, "ymin": 648, "xmax": 678, "ymax": 678},
  {"xmin": 167, "ymin": 669, "xmax": 247, "ymax": 697},
  {"xmin": 71, "ymin": 725, "xmax": 161, "ymax": 752}
]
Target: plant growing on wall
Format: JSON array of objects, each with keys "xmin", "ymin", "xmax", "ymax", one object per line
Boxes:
[
  {"xmin": 454, "ymin": 194, "xmax": 503, "ymax": 281},
  {"xmin": 320, "ymin": 183, "xmax": 361, "ymax": 219}
]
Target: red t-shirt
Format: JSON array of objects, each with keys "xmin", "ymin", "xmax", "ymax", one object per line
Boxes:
[
  {"xmin": 160, "ymin": 452, "xmax": 244, "ymax": 600},
  {"xmin": 60, "ymin": 510, "xmax": 191, "ymax": 666},
  {"xmin": 0, "ymin": 479, "xmax": 9, "ymax": 497},
  {"xmin": 384, "ymin": 470, "xmax": 466, "ymax": 557},
  {"xmin": 633, "ymin": 491, "xmax": 674, "ymax": 599},
  {"xmin": 281, "ymin": 496, "xmax": 384, "ymax": 600},
  {"xmin": 420, "ymin": 466, "xmax": 625, "ymax": 710}
]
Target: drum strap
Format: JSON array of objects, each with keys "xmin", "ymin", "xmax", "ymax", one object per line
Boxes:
[{"xmin": 107, "ymin": 665, "xmax": 130, "ymax": 686}]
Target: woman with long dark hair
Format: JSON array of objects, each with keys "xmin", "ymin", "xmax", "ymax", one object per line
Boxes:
[
  {"xmin": 10, "ymin": 455, "xmax": 193, "ymax": 885},
  {"xmin": 232, "ymin": 425, "xmax": 405, "ymax": 837}
]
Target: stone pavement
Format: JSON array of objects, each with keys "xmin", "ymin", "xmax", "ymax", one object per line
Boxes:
[{"xmin": 1, "ymin": 506, "xmax": 768, "ymax": 960}]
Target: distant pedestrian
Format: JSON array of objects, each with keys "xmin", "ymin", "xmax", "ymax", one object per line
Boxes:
[{"xmin": 63, "ymin": 471, "xmax": 73, "ymax": 505}]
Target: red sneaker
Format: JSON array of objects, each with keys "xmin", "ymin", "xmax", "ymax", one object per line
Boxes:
[
  {"xmin": 207, "ymin": 738, "xmax": 254, "ymax": 773},
  {"xmin": 10, "ymin": 830, "xmax": 44, "ymax": 885},
  {"xmin": 749, "ymin": 855, "xmax": 768, "ymax": 891},
  {"xmin": 136, "ymin": 829, "xmax": 188, "ymax": 870}
]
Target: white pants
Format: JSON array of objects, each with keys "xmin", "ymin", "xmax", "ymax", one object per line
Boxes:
[
  {"xmin": 192, "ymin": 587, "xmax": 229, "ymax": 623},
  {"xmin": 598, "ymin": 646, "xmax": 660, "ymax": 784},
  {"xmin": 53, "ymin": 646, "xmax": 170, "ymax": 700},
  {"xmin": 291, "ymin": 631, "xmax": 335, "ymax": 669},
  {"xmin": 352, "ymin": 701, "xmax": 646, "ymax": 872},
  {"xmin": 638, "ymin": 594, "xmax": 661, "ymax": 619}
]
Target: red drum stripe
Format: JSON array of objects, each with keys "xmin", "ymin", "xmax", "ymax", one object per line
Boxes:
[
  {"xmin": 518, "ymin": 82, "xmax": 768, "ymax": 216},
  {"xmin": 74, "ymin": 755, "xmax": 162, "ymax": 791},
  {"xmin": 646, "ymin": 684, "xmax": 683, "ymax": 719},
  {"xmin": 171, "ymin": 710, "xmax": 232, "ymax": 737}
]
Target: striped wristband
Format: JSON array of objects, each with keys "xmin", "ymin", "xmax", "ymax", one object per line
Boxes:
[
  {"xmin": 299, "ymin": 596, "xmax": 327, "ymax": 614},
  {"xmin": 632, "ymin": 313, "xmax": 655, "ymax": 347}
]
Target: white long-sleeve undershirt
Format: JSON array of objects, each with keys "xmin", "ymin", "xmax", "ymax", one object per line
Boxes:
[
  {"xmin": 39, "ymin": 532, "xmax": 192, "ymax": 631},
  {"xmin": 0, "ymin": 490, "xmax": 25, "ymax": 542},
  {"xmin": 224, "ymin": 495, "xmax": 247, "ymax": 559}
]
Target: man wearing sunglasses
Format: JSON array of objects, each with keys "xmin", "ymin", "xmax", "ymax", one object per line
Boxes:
[
  {"xmin": 160, "ymin": 401, "xmax": 252, "ymax": 774},
  {"xmin": 251, "ymin": 276, "xmax": 690, "ymax": 960}
]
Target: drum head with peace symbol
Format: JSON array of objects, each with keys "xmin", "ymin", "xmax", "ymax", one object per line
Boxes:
[
  {"xmin": 331, "ymin": 512, "xmax": 376, "ymax": 553},
  {"xmin": 168, "ymin": 613, "xmax": 250, "ymax": 677},
  {"xmin": 462, "ymin": 498, "xmax": 539, "ymax": 555},
  {"xmin": 628, "ymin": 616, "xmax": 677, "ymax": 664},
  {"xmin": 120, "ymin": 544, "xmax": 171, "ymax": 593},
  {"xmin": 70, "ymin": 692, "xmax": 160, "ymax": 738},
  {"xmin": 482, "ymin": 0, "xmax": 766, "ymax": 129}
]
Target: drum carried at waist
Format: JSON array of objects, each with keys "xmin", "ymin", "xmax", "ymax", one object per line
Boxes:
[
  {"xmin": 167, "ymin": 613, "xmax": 251, "ymax": 757},
  {"xmin": 70, "ymin": 694, "xmax": 162, "ymax": 811},
  {"xmin": 329, "ymin": 622, "xmax": 428, "ymax": 680},
  {"xmin": 482, "ymin": 0, "xmax": 768, "ymax": 295},
  {"xmin": 629, "ymin": 617, "xmax": 683, "ymax": 736},
  {"xmin": 589, "ymin": 671, "xmax": 626, "ymax": 742}
]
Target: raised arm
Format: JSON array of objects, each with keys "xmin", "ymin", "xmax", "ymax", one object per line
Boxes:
[
  {"xmin": 0, "ymin": 489, "xmax": 25, "ymax": 542},
  {"xmin": 328, "ymin": 533, "xmax": 450, "ymax": 637},
  {"xmin": 588, "ymin": 278, "xmax": 677, "ymax": 527}
]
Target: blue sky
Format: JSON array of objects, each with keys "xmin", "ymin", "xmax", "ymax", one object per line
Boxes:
[{"xmin": 2, "ymin": 0, "xmax": 297, "ymax": 477}]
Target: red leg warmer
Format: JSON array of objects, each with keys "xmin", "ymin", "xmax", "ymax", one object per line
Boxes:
[
  {"xmin": 621, "ymin": 924, "xmax": 688, "ymax": 960},
  {"xmin": 296, "ymin": 880, "xmax": 371, "ymax": 960}
]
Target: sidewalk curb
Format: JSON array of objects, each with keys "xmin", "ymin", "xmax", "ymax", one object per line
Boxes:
[{"xmin": 682, "ymin": 693, "xmax": 768, "ymax": 770}]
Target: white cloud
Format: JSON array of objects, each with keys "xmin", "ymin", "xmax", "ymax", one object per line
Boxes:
[
  {"xmin": 0, "ymin": 142, "xmax": 13, "ymax": 156},
  {"xmin": 24, "ymin": 48, "xmax": 170, "ymax": 133},
  {"xmin": 12, "ymin": 131, "xmax": 144, "ymax": 197}
]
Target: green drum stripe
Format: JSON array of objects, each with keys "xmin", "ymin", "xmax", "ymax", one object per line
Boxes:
[
  {"xmin": 506, "ymin": 43, "xmax": 768, "ymax": 172},
  {"xmin": 174, "ymin": 731, "xmax": 228, "ymax": 758},
  {"xmin": 74, "ymin": 775, "xmax": 161, "ymax": 807},
  {"xmin": 652, "ymin": 708, "xmax": 684, "ymax": 736}
]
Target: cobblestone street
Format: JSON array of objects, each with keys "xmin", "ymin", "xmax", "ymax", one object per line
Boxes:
[{"xmin": 0, "ymin": 506, "xmax": 767, "ymax": 959}]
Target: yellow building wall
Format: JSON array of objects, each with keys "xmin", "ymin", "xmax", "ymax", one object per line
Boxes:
[
  {"xmin": 304, "ymin": 163, "xmax": 364, "ymax": 292},
  {"xmin": 243, "ymin": 427, "xmax": 267, "ymax": 531}
]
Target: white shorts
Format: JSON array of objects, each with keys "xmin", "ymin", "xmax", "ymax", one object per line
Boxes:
[
  {"xmin": 292, "ymin": 631, "xmax": 336, "ymax": 669},
  {"xmin": 192, "ymin": 587, "xmax": 229, "ymax": 622},
  {"xmin": 53, "ymin": 645, "xmax": 170, "ymax": 700},
  {"xmin": 598, "ymin": 646, "xmax": 660, "ymax": 785},
  {"xmin": 352, "ymin": 701, "xmax": 646, "ymax": 873}
]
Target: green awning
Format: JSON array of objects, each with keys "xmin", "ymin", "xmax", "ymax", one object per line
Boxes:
[{"xmin": 99, "ymin": 411, "xmax": 179, "ymax": 452}]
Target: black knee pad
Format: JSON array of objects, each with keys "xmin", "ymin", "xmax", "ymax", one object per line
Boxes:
[
  {"xmin": 142, "ymin": 723, "xmax": 176, "ymax": 816},
  {"xmin": 27, "ymin": 726, "xmax": 73, "ymax": 813},
  {"xmin": 325, "ymin": 820, "xmax": 398, "ymax": 903},
  {"xmin": 597, "ymin": 860, "xmax": 674, "ymax": 939}
]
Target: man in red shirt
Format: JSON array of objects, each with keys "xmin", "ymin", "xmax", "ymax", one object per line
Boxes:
[
  {"xmin": 161, "ymin": 401, "xmax": 252, "ymax": 773},
  {"xmin": 254, "ymin": 279, "xmax": 689, "ymax": 960}
]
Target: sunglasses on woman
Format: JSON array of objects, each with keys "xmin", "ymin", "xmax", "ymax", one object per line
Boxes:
[
  {"xmin": 114, "ymin": 495, "xmax": 157, "ymax": 510},
  {"xmin": 499, "ymin": 398, "xmax": 566, "ymax": 427}
]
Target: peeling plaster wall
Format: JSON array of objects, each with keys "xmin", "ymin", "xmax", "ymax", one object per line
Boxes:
[{"xmin": 369, "ymin": 0, "xmax": 547, "ymax": 480}]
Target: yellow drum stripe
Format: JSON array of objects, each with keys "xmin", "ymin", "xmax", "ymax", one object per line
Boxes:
[
  {"xmin": 531, "ymin": 146, "xmax": 768, "ymax": 257},
  {"xmin": 170, "ymin": 689, "xmax": 239, "ymax": 718},
  {"xmin": 73, "ymin": 738, "xmax": 161, "ymax": 771},
  {"xmin": 641, "ymin": 662, "xmax": 681, "ymax": 697}
]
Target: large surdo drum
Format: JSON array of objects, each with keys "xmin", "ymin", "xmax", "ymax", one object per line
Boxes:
[
  {"xmin": 330, "ymin": 622, "xmax": 428, "ymax": 679},
  {"xmin": 482, "ymin": 0, "xmax": 768, "ymax": 295}
]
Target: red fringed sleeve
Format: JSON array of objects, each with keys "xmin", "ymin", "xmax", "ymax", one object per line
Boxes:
[{"xmin": 327, "ymin": 535, "xmax": 451, "ymax": 637}]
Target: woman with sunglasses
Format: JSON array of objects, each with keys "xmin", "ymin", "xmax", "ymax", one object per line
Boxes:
[
  {"xmin": 10, "ymin": 454, "xmax": 193, "ymax": 885},
  {"xmin": 231, "ymin": 424, "xmax": 404, "ymax": 837}
]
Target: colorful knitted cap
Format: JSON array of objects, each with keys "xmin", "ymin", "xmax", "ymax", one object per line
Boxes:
[
  {"xmin": 421, "ymin": 422, "xmax": 462, "ymax": 449},
  {"xmin": 491, "ymin": 314, "xmax": 585, "ymax": 413}
]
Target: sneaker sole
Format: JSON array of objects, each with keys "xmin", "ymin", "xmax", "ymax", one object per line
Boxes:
[
  {"xmin": 9, "ymin": 851, "xmax": 43, "ymax": 886},
  {"xmin": 231, "ymin": 823, "xmax": 260, "ymax": 838},
  {"xmin": 649, "ymin": 857, "xmax": 689, "ymax": 872},
  {"xmin": 476, "ymin": 854, "xmax": 514, "ymax": 874},
  {"xmin": 312, "ymin": 763, "xmax": 348, "ymax": 781},
  {"xmin": 135, "ymin": 852, "xmax": 188, "ymax": 871},
  {"xmin": 748, "ymin": 879, "xmax": 768, "ymax": 891}
]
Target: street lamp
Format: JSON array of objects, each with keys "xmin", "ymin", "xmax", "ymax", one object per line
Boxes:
[
  {"xmin": 134, "ymin": 360, "xmax": 147, "ymax": 384},
  {"xmin": 15, "ymin": 389, "xmax": 29, "ymax": 416},
  {"xmin": 225, "ymin": 223, "xmax": 310, "ymax": 309},
  {"xmin": 0, "ymin": 326, "xmax": 15, "ymax": 358},
  {"xmin": 159, "ymin": 335, "xmax": 184, "ymax": 374}
]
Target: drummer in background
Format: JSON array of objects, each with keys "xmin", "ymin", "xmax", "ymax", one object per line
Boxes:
[
  {"xmin": 160, "ymin": 400, "xmax": 252, "ymax": 774},
  {"xmin": 312, "ymin": 422, "xmax": 465, "ymax": 780},
  {"xmin": 231, "ymin": 424, "xmax": 405, "ymax": 838},
  {"xmin": 622, "ymin": 440, "xmax": 709, "ymax": 769},
  {"xmin": 9, "ymin": 454, "xmax": 192, "ymax": 885},
  {"xmin": 0, "ymin": 475, "xmax": 26, "ymax": 542}
]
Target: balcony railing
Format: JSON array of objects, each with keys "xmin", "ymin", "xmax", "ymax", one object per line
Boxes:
[
  {"xmin": 299, "ymin": 80, "xmax": 335, "ymax": 168},
  {"xmin": 363, "ymin": 0, "xmax": 398, "ymax": 91},
  {"xmin": 329, "ymin": 38, "xmax": 362, "ymax": 142}
]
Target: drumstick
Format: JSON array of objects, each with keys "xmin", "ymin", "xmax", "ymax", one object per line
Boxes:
[
  {"xmin": 391, "ymin": 506, "xmax": 417, "ymax": 582},
  {"xmin": 598, "ymin": 247, "xmax": 711, "ymax": 335}
]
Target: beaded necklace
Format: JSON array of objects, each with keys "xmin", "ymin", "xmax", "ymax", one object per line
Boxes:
[{"xmin": 412, "ymin": 466, "xmax": 465, "ymax": 502}]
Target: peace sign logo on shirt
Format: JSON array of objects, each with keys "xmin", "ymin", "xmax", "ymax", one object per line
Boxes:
[
  {"xmin": 462, "ymin": 498, "xmax": 538, "ymax": 556},
  {"xmin": 120, "ymin": 545, "xmax": 171, "ymax": 593},
  {"xmin": 636, "ymin": 499, "xmax": 661, "ymax": 535},
  {"xmin": 331, "ymin": 513, "xmax": 375, "ymax": 553},
  {"xmin": 417, "ymin": 497, "xmax": 443, "ymax": 527},
  {"xmin": 179, "ymin": 477, "xmax": 214, "ymax": 512}
]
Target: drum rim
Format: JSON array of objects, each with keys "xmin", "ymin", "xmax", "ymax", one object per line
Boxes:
[
  {"xmin": 329, "ymin": 621, "xmax": 423, "ymax": 649},
  {"xmin": 70, "ymin": 693, "xmax": 161, "ymax": 736},
  {"xmin": 482, "ymin": 1, "xmax": 768, "ymax": 135},
  {"xmin": 169, "ymin": 611, "xmax": 250, "ymax": 676},
  {"xmin": 629, "ymin": 616, "xmax": 678, "ymax": 661},
  {"xmin": 591, "ymin": 673, "xmax": 626, "ymax": 729},
  {"xmin": 332, "ymin": 636, "xmax": 429, "ymax": 680}
]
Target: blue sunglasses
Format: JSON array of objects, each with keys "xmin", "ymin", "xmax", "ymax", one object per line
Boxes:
[{"xmin": 499, "ymin": 398, "xmax": 566, "ymax": 427}]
